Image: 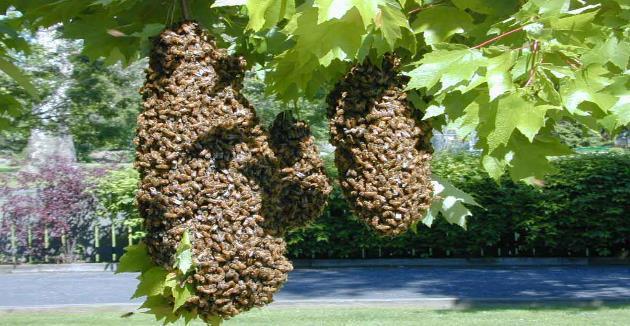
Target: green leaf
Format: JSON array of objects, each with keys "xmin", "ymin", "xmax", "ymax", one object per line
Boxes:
[
  {"xmin": 560, "ymin": 69, "xmax": 615, "ymax": 114},
  {"xmin": 482, "ymin": 155, "xmax": 508, "ymax": 181},
  {"xmin": 140, "ymin": 295, "xmax": 177, "ymax": 323},
  {"xmin": 164, "ymin": 272, "xmax": 178, "ymax": 290},
  {"xmin": 451, "ymin": 0, "xmax": 518, "ymax": 15},
  {"xmin": 204, "ymin": 315, "xmax": 223, "ymax": 326},
  {"xmin": 374, "ymin": 1, "xmax": 408, "ymax": 49},
  {"xmin": 449, "ymin": 94, "xmax": 482, "ymax": 139},
  {"xmin": 531, "ymin": 0, "xmax": 570, "ymax": 15},
  {"xmin": 246, "ymin": 0, "xmax": 296, "ymax": 31},
  {"xmin": 422, "ymin": 105, "xmax": 444, "ymax": 120},
  {"xmin": 537, "ymin": 72, "xmax": 562, "ymax": 105},
  {"xmin": 405, "ymin": 48, "xmax": 486, "ymax": 93},
  {"xmin": 117, "ymin": 243, "xmax": 153, "ymax": 273},
  {"xmin": 432, "ymin": 174, "xmax": 480, "ymax": 207},
  {"xmin": 0, "ymin": 57, "xmax": 38, "ymax": 99},
  {"xmin": 411, "ymin": 6, "xmax": 473, "ymax": 45},
  {"xmin": 507, "ymin": 133, "xmax": 573, "ymax": 180},
  {"xmin": 486, "ymin": 52, "xmax": 516, "ymax": 100},
  {"xmin": 0, "ymin": 93, "xmax": 22, "ymax": 118},
  {"xmin": 550, "ymin": 9, "xmax": 599, "ymax": 31},
  {"xmin": 487, "ymin": 94, "xmax": 552, "ymax": 152},
  {"xmin": 429, "ymin": 174, "xmax": 481, "ymax": 228},
  {"xmin": 132, "ymin": 267, "xmax": 169, "ymax": 299},
  {"xmin": 172, "ymin": 283, "xmax": 195, "ymax": 311},
  {"xmin": 609, "ymin": 95, "xmax": 630, "ymax": 127},
  {"xmin": 582, "ymin": 37, "xmax": 630, "ymax": 71},
  {"xmin": 181, "ymin": 309, "xmax": 200, "ymax": 325},
  {"xmin": 314, "ymin": 0, "xmax": 356, "ymax": 23},
  {"xmin": 516, "ymin": 105, "xmax": 556, "ymax": 142},
  {"xmin": 348, "ymin": 0, "xmax": 382, "ymax": 27},
  {"xmin": 174, "ymin": 231, "xmax": 194, "ymax": 274}
]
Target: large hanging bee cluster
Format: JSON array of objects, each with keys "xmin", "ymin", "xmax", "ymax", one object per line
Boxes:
[
  {"xmin": 327, "ymin": 55, "xmax": 433, "ymax": 235},
  {"xmin": 134, "ymin": 21, "xmax": 326, "ymax": 319},
  {"xmin": 263, "ymin": 111, "xmax": 332, "ymax": 234}
]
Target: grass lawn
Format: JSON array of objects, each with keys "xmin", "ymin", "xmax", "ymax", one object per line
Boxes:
[{"xmin": 0, "ymin": 305, "xmax": 629, "ymax": 326}]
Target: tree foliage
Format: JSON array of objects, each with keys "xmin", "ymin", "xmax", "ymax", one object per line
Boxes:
[{"xmin": 1, "ymin": 0, "xmax": 627, "ymax": 182}]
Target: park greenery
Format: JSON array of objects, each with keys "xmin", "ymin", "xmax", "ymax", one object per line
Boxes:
[
  {"xmin": 0, "ymin": 1, "xmax": 628, "ymax": 325},
  {"xmin": 0, "ymin": 0, "xmax": 627, "ymax": 182},
  {"xmin": 4, "ymin": 151, "xmax": 627, "ymax": 264},
  {"xmin": 2, "ymin": 305, "xmax": 630, "ymax": 325},
  {"xmin": 95, "ymin": 151, "xmax": 629, "ymax": 260}
]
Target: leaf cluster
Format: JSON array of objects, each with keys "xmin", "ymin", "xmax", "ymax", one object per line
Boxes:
[
  {"xmin": 117, "ymin": 233, "xmax": 222, "ymax": 325},
  {"xmin": 3, "ymin": 0, "xmax": 628, "ymax": 182}
]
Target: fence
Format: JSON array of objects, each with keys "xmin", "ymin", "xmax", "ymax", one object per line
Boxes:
[{"xmin": 0, "ymin": 220, "xmax": 135, "ymax": 264}]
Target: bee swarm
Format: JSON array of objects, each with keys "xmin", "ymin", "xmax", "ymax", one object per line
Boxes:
[
  {"xmin": 263, "ymin": 111, "xmax": 332, "ymax": 234},
  {"xmin": 134, "ymin": 21, "xmax": 308, "ymax": 319},
  {"xmin": 327, "ymin": 55, "xmax": 433, "ymax": 236}
]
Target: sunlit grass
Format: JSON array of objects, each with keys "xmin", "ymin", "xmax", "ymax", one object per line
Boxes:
[{"xmin": 1, "ymin": 305, "xmax": 628, "ymax": 326}]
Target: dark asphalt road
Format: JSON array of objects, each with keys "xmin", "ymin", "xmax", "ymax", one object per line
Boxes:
[{"xmin": 1, "ymin": 266, "xmax": 628, "ymax": 308}]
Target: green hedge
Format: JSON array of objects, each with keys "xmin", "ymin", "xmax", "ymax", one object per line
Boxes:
[
  {"xmin": 285, "ymin": 152, "xmax": 629, "ymax": 258},
  {"xmin": 97, "ymin": 152, "xmax": 629, "ymax": 259}
]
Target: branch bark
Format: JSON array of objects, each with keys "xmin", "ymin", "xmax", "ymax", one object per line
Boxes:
[{"xmin": 471, "ymin": 26, "xmax": 524, "ymax": 49}]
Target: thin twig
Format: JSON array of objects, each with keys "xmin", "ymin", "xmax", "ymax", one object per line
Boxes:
[
  {"xmin": 524, "ymin": 40, "xmax": 540, "ymax": 87},
  {"xmin": 407, "ymin": 1, "xmax": 445, "ymax": 16},
  {"xmin": 180, "ymin": 0, "xmax": 191, "ymax": 20},
  {"xmin": 558, "ymin": 52, "xmax": 582, "ymax": 69},
  {"xmin": 471, "ymin": 26, "xmax": 524, "ymax": 49}
]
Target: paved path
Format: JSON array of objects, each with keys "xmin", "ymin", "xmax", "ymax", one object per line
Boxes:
[{"xmin": 1, "ymin": 266, "xmax": 628, "ymax": 308}]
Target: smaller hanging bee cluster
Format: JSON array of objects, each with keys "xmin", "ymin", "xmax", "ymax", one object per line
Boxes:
[
  {"xmin": 327, "ymin": 55, "xmax": 433, "ymax": 236},
  {"xmin": 135, "ymin": 21, "xmax": 293, "ymax": 319},
  {"xmin": 263, "ymin": 111, "xmax": 332, "ymax": 234}
]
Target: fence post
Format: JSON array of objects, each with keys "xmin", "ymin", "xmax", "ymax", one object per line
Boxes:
[
  {"xmin": 44, "ymin": 226, "xmax": 49, "ymax": 263},
  {"xmin": 10, "ymin": 224, "xmax": 16, "ymax": 264},
  {"xmin": 111, "ymin": 223, "xmax": 117, "ymax": 262},
  {"xmin": 127, "ymin": 226, "xmax": 133, "ymax": 246},
  {"xmin": 27, "ymin": 226, "xmax": 32, "ymax": 263},
  {"xmin": 94, "ymin": 225, "xmax": 100, "ymax": 263}
]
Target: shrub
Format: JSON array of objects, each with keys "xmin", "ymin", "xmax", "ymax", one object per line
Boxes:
[
  {"xmin": 0, "ymin": 159, "xmax": 103, "ymax": 263},
  {"xmin": 94, "ymin": 167, "xmax": 143, "ymax": 239},
  {"xmin": 93, "ymin": 152, "xmax": 629, "ymax": 259}
]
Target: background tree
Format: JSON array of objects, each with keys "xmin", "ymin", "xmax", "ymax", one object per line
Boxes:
[
  {"xmin": 0, "ymin": 1, "xmax": 626, "ymax": 324},
  {"xmin": 0, "ymin": 159, "xmax": 103, "ymax": 263},
  {"xmin": 1, "ymin": 0, "xmax": 626, "ymax": 178}
]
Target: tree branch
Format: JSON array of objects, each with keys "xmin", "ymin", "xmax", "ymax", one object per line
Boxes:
[{"xmin": 471, "ymin": 26, "xmax": 524, "ymax": 49}]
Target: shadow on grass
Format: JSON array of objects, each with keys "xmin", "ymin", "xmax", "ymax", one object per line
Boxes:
[{"xmin": 438, "ymin": 300, "xmax": 630, "ymax": 313}]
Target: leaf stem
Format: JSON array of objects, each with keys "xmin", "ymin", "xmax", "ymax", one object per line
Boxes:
[
  {"xmin": 180, "ymin": 0, "xmax": 191, "ymax": 20},
  {"xmin": 558, "ymin": 52, "xmax": 582, "ymax": 69},
  {"xmin": 408, "ymin": 1, "xmax": 445, "ymax": 16},
  {"xmin": 524, "ymin": 40, "xmax": 540, "ymax": 87},
  {"xmin": 471, "ymin": 26, "xmax": 524, "ymax": 49}
]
